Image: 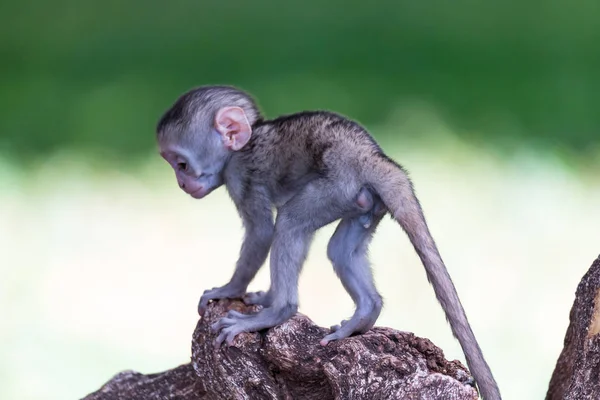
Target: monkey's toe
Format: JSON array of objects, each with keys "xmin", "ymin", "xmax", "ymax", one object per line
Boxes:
[
  {"xmin": 214, "ymin": 325, "xmax": 245, "ymax": 348},
  {"xmin": 320, "ymin": 327, "xmax": 360, "ymax": 346},
  {"xmin": 210, "ymin": 317, "xmax": 236, "ymax": 333},
  {"xmin": 321, "ymin": 311, "xmax": 378, "ymax": 345},
  {"xmin": 212, "ymin": 304, "xmax": 296, "ymax": 348},
  {"xmin": 329, "ymin": 319, "xmax": 349, "ymax": 332}
]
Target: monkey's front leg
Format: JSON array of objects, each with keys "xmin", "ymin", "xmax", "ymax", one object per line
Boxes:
[
  {"xmin": 211, "ymin": 218, "xmax": 314, "ymax": 347},
  {"xmin": 198, "ymin": 215, "xmax": 274, "ymax": 315}
]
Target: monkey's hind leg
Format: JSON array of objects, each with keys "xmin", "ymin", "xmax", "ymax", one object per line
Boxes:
[{"xmin": 321, "ymin": 199, "xmax": 386, "ymax": 346}]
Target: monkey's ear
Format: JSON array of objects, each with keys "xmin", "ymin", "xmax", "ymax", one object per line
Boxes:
[{"xmin": 215, "ymin": 106, "xmax": 252, "ymax": 151}]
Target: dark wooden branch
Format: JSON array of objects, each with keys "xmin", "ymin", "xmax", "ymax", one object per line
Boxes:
[
  {"xmin": 83, "ymin": 299, "xmax": 479, "ymax": 399},
  {"xmin": 547, "ymin": 255, "xmax": 600, "ymax": 400}
]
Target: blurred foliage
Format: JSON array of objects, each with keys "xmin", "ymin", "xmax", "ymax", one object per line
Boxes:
[{"xmin": 0, "ymin": 0, "xmax": 598, "ymax": 162}]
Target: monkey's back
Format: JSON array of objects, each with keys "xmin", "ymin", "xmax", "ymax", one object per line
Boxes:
[
  {"xmin": 239, "ymin": 111, "xmax": 385, "ymax": 205},
  {"xmin": 259, "ymin": 110, "xmax": 382, "ymax": 168}
]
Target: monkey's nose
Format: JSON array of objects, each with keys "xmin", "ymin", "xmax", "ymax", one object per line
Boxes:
[{"xmin": 179, "ymin": 181, "xmax": 186, "ymax": 189}]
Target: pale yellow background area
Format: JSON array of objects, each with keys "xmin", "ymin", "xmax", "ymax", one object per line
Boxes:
[{"xmin": 1, "ymin": 131, "xmax": 598, "ymax": 400}]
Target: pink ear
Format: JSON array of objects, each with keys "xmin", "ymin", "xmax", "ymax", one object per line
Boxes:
[{"xmin": 215, "ymin": 106, "xmax": 252, "ymax": 151}]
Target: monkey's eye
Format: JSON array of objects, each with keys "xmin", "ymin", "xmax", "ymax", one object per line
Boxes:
[{"xmin": 177, "ymin": 162, "xmax": 188, "ymax": 172}]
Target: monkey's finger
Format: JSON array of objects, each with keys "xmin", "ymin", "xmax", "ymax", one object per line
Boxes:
[
  {"xmin": 243, "ymin": 291, "xmax": 265, "ymax": 305},
  {"xmin": 198, "ymin": 292, "xmax": 216, "ymax": 315},
  {"xmin": 198, "ymin": 291, "xmax": 223, "ymax": 315},
  {"xmin": 198, "ymin": 296, "xmax": 213, "ymax": 316},
  {"xmin": 227, "ymin": 310, "xmax": 251, "ymax": 319},
  {"xmin": 199, "ymin": 287, "xmax": 218, "ymax": 300},
  {"xmin": 210, "ymin": 317, "xmax": 236, "ymax": 333}
]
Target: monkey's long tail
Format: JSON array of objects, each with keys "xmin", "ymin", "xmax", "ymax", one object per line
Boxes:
[{"xmin": 366, "ymin": 155, "xmax": 501, "ymax": 400}]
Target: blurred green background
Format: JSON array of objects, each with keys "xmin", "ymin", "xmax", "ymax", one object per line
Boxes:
[
  {"xmin": 2, "ymin": 0, "xmax": 599, "ymax": 161},
  {"xmin": 1, "ymin": 1, "xmax": 599, "ymax": 399}
]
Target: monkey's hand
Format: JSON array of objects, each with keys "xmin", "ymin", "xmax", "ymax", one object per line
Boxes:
[
  {"xmin": 242, "ymin": 290, "xmax": 273, "ymax": 307},
  {"xmin": 198, "ymin": 283, "xmax": 248, "ymax": 316},
  {"xmin": 210, "ymin": 304, "xmax": 297, "ymax": 348}
]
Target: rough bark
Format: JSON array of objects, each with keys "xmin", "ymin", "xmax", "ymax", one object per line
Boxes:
[
  {"xmin": 547, "ymin": 255, "xmax": 600, "ymax": 400},
  {"xmin": 83, "ymin": 299, "xmax": 478, "ymax": 400},
  {"xmin": 82, "ymin": 364, "xmax": 202, "ymax": 400}
]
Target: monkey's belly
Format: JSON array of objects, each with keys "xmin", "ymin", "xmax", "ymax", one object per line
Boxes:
[{"xmin": 270, "ymin": 171, "xmax": 321, "ymax": 207}]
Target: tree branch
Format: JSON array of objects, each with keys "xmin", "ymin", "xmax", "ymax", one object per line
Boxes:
[
  {"xmin": 83, "ymin": 299, "xmax": 479, "ymax": 399},
  {"xmin": 547, "ymin": 255, "xmax": 600, "ymax": 400}
]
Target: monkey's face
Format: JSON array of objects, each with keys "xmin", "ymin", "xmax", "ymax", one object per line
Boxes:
[
  {"xmin": 157, "ymin": 105, "xmax": 253, "ymax": 199},
  {"xmin": 159, "ymin": 136, "xmax": 227, "ymax": 199}
]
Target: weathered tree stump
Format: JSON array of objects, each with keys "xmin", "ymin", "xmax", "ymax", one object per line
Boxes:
[
  {"xmin": 83, "ymin": 299, "xmax": 478, "ymax": 400},
  {"xmin": 547, "ymin": 255, "xmax": 600, "ymax": 400}
]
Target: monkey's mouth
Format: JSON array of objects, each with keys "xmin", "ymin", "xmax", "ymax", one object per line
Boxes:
[
  {"xmin": 189, "ymin": 187, "xmax": 207, "ymax": 199},
  {"xmin": 190, "ymin": 185, "xmax": 219, "ymax": 199}
]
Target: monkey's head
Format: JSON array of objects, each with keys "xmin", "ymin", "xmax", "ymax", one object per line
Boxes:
[{"xmin": 156, "ymin": 86, "xmax": 262, "ymax": 199}]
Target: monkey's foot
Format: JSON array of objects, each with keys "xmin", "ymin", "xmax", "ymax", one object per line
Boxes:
[
  {"xmin": 198, "ymin": 283, "xmax": 247, "ymax": 316},
  {"xmin": 321, "ymin": 317, "xmax": 374, "ymax": 346},
  {"xmin": 329, "ymin": 319, "xmax": 350, "ymax": 332},
  {"xmin": 210, "ymin": 304, "xmax": 297, "ymax": 348},
  {"xmin": 320, "ymin": 304, "xmax": 381, "ymax": 346},
  {"xmin": 243, "ymin": 290, "xmax": 273, "ymax": 307}
]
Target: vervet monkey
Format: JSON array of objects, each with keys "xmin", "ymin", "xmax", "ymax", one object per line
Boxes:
[{"xmin": 156, "ymin": 85, "xmax": 501, "ymax": 400}]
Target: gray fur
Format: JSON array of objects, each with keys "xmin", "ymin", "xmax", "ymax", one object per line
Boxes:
[{"xmin": 156, "ymin": 85, "xmax": 501, "ymax": 400}]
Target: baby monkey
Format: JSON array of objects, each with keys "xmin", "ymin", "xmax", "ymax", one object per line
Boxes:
[{"xmin": 156, "ymin": 85, "xmax": 501, "ymax": 400}]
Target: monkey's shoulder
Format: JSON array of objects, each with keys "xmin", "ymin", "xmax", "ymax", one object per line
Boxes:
[
  {"xmin": 263, "ymin": 110, "xmax": 359, "ymax": 130},
  {"xmin": 260, "ymin": 110, "xmax": 380, "ymax": 150}
]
